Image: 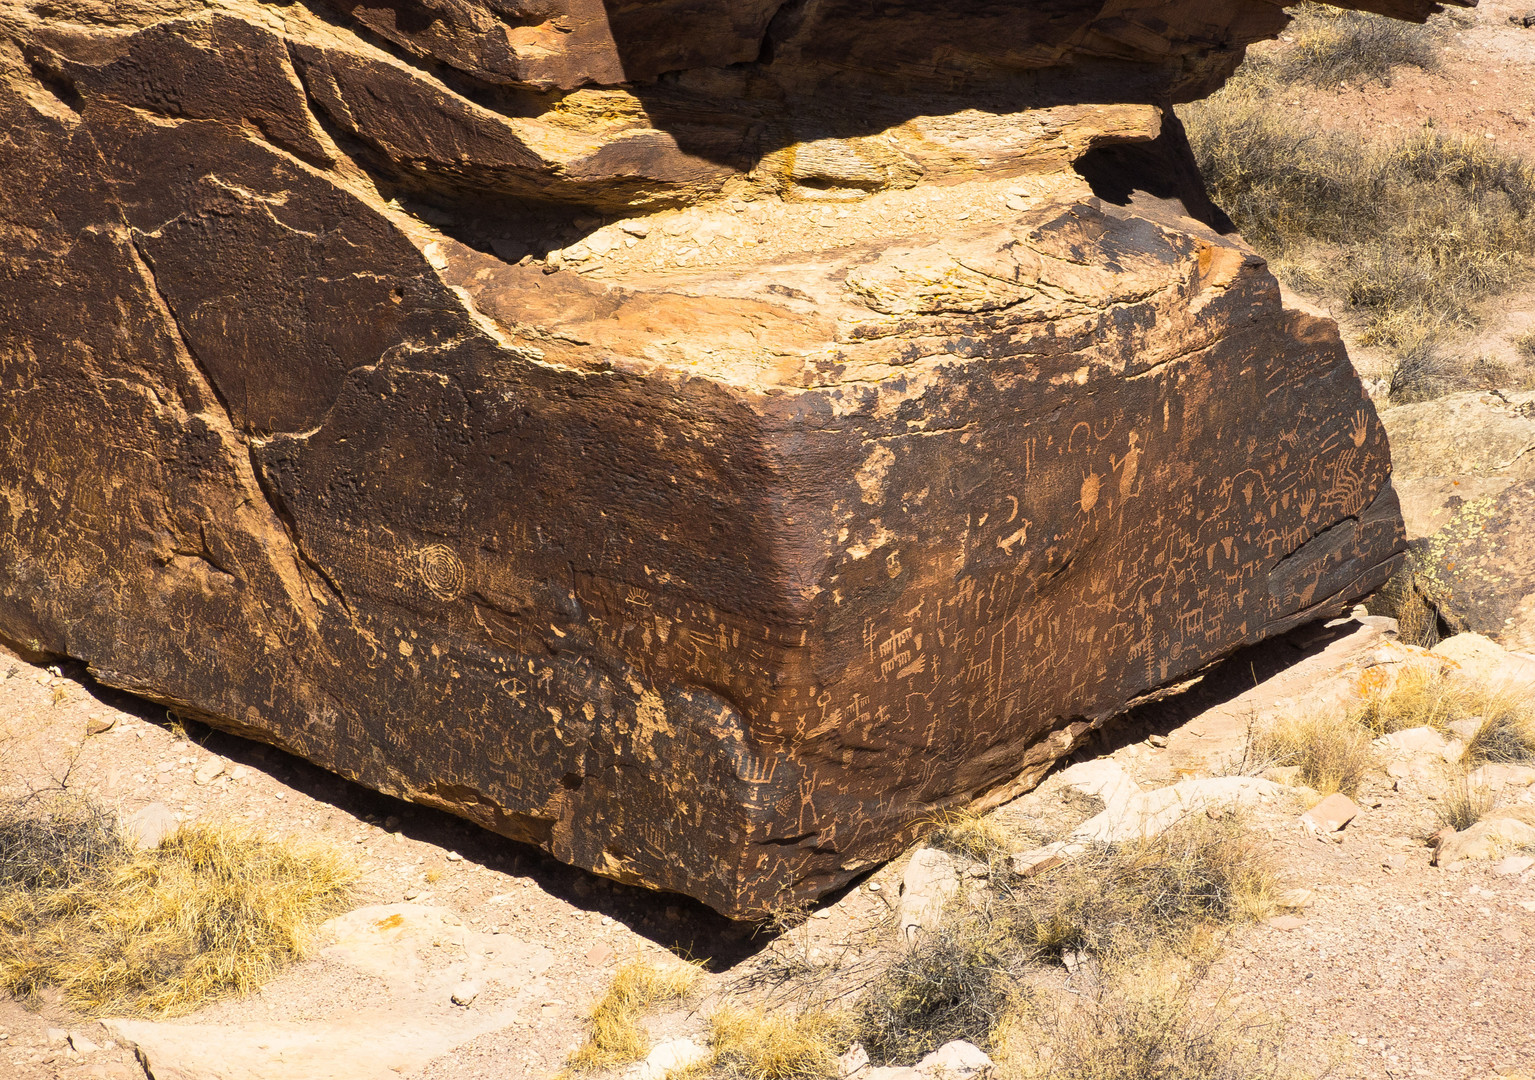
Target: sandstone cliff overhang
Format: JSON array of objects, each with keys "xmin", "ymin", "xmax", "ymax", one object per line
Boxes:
[{"xmin": 0, "ymin": 0, "xmax": 1425, "ymax": 915}]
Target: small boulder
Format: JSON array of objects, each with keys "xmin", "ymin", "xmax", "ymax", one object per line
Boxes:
[
  {"xmin": 914, "ymin": 1041, "xmax": 993, "ymax": 1079},
  {"xmin": 193, "ymin": 758, "xmax": 225, "ymax": 786},
  {"xmin": 1446, "ymin": 718, "xmax": 1483, "ymax": 741},
  {"xmin": 630, "ymin": 1038, "xmax": 710, "ymax": 1080},
  {"xmin": 1433, "ymin": 809, "xmax": 1535, "ymax": 866},
  {"xmin": 1010, "ymin": 848, "xmax": 1067, "ymax": 877},
  {"xmin": 838, "ymin": 1042, "xmax": 871, "ymax": 1078},
  {"xmin": 898, "ymin": 849, "xmax": 959, "ymax": 941},
  {"xmin": 122, "ymin": 802, "xmax": 177, "ymax": 850},
  {"xmin": 85, "ymin": 715, "xmax": 115, "ymax": 736},
  {"xmin": 450, "ymin": 981, "xmax": 479, "ymax": 1006},
  {"xmin": 1302, "ymin": 793, "xmax": 1360, "ymax": 834},
  {"xmin": 1492, "ymin": 854, "xmax": 1534, "ymax": 876},
  {"xmin": 1374, "ymin": 727, "xmax": 1451, "ymax": 757},
  {"xmin": 1066, "ymin": 763, "xmax": 1281, "ymax": 844}
]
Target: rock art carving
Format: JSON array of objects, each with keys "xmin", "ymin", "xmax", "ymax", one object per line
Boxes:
[{"xmin": 0, "ymin": 0, "xmax": 1433, "ymax": 915}]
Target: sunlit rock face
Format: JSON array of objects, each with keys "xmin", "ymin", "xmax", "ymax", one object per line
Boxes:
[{"xmin": 0, "ymin": 0, "xmax": 1438, "ymax": 915}]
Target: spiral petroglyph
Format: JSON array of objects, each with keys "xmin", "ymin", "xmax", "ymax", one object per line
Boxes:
[{"xmin": 417, "ymin": 544, "xmax": 466, "ymax": 600}]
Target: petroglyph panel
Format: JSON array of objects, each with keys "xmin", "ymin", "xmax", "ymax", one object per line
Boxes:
[{"xmin": 0, "ymin": 0, "xmax": 1411, "ymax": 915}]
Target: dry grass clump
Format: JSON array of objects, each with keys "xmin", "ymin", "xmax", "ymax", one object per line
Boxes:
[
  {"xmin": 1006, "ymin": 816, "xmax": 1275, "ymax": 962},
  {"xmin": 1006, "ymin": 961, "xmax": 1298, "ymax": 1080},
  {"xmin": 1436, "ymin": 773, "xmax": 1494, "ymax": 831},
  {"xmin": 1464, "ymin": 702, "xmax": 1535, "ymax": 765},
  {"xmin": 925, "ymin": 809, "xmax": 1011, "ymax": 864},
  {"xmin": 709, "ymin": 1005, "xmax": 853, "ymax": 1080},
  {"xmin": 0, "ymin": 800, "xmax": 356, "ymax": 1016},
  {"xmin": 1249, "ymin": 713, "xmax": 1374, "ymax": 797},
  {"xmin": 855, "ymin": 816, "xmax": 1274, "ymax": 1065},
  {"xmin": 1248, "ymin": 3, "xmax": 1442, "ymax": 88},
  {"xmin": 568, "ymin": 956, "xmax": 702, "ymax": 1071},
  {"xmin": 1516, "ymin": 330, "xmax": 1535, "ymax": 362},
  {"xmin": 1387, "ymin": 574, "xmax": 1445, "ymax": 648},
  {"xmin": 1182, "ymin": 83, "xmax": 1535, "ymax": 395},
  {"xmin": 1352, "ymin": 663, "xmax": 1476, "ymax": 736},
  {"xmin": 857, "ymin": 907, "xmax": 1020, "ymax": 1062}
]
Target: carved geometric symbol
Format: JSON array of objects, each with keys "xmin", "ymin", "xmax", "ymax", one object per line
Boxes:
[{"xmin": 417, "ymin": 543, "xmax": 466, "ymax": 600}]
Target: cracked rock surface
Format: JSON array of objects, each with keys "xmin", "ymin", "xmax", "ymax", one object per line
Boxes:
[{"xmin": 0, "ymin": 0, "xmax": 1429, "ymax": 915}]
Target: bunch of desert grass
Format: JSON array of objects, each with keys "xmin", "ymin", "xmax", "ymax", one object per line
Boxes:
[
  {"xmin": 567, "ymin": 956, "xmax": 703, "ymax": 1071},
  {"xmin": 1350, "ymin": 661, "xmax": 1480, "ymax": 736},
  {"xmin": 1464, "ymin": 700, "xmax": 1535, "ymax": 766},
  {"xmin": 1003, "ymin": 956, "xmax": 1300, "ymax": 1080},
  {"xmin": 1003, "ymin": 815, "xmax": 1276, "ymax": 963},
  {"xmin": 1436, "ymin": 772, "xmax": 1495, "ymax": 831},
  {"xmin": 1516, "ymin": 330, "xmax": 1535, "ymax": 362},
  {"xmin": 924, "ymin": 809, "xmax": 1011, "ymax": 864},
  {"xmin": 1181, "ymin": 88, "xmax": 1535, "ymax": 397},
  {"xmin": 1245, "ymin": 3, "xmax": 1443, "ymax": 88},
  {"xmin": 1249, "ymin": 713, "xmax": 1375, "ymax": 797},
  {"xmin": 709, "ymin": 1005, "xmax": 854, "ymax": 1080},
  {"xmin": 0, "ymin": 797, "xmax": 355, "ymax": 1015},
  {"xmin": 855, "ymin": 815, "xmax": 1275, "ymax": 1064}
]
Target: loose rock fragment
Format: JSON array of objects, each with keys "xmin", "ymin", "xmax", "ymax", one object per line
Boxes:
[
  {"xmin": 1302, "ymin": 794, "xmax": 1361, "ymax": 834},
  {"xmin": 898, "ymin": 849, "xmax": 960, "ymax": 941}
]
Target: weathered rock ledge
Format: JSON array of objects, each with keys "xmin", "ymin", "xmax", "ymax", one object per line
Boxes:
[{"xmin": 0, "ymin": 0, "xmax": 1428, "ymax": 915}]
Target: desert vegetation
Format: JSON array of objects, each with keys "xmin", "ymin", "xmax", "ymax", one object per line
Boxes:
[
  {"xmin": 566, "ymin": 814, "xmax": 1288, "ymax": 1077},
  {"xmin": 0, "ymin": 794, "xmax": 355, "ymax": 1015},
  {"xmin": 567, "ymin": 956, "xmax": 704, "ymax": 1071},
  {"xmin": 1181, "ymin": 4, "xmax": 1535, "ymax": 401}
]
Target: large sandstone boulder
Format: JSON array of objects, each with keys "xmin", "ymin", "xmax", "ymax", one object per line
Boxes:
[
  {"xmin": 1409, "ymin": 481, "xmax": 1535, "ymax": 652},
  {"xmin": 1375, "ymin": 393, "xmax": 1535, "ymax": 649},
  {"xmin": 0, "ymin": 0, "xmax": 1425, "ymax": 916},
  {"xmin": 1378, "ymin": 391, "xmax": 1535, "ymax": 539}
]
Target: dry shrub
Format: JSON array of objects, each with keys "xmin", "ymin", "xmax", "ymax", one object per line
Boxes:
[
  {"xmin": 1392, "ymin": 584, "xmax": 1443, "ymax": 649},
  {"xmin": 925, "ymin": 809, "xmax": 1011, "ymax": 864},
  {"xmin": 1006, "ymin": 815, "xmax": 1275, "ymax": 963},
  {"xmin": 1516, "ymin": 330, "xmax": 1535, "ymax": 362},
  {"xmin": 1251, "ymin": 3, "xmax": 1442, "ymax": 87},
  {"xmin": 0, "ymin": 797, "xmax": 127, "ymax": 892},
  {"xmin": 1250, "ymin": 714, "xmax": 1374, "ymax": 797},
  {"xmin": 856, "ymin": 816, "xmax": 1274, "ymax": 1065},
  {"xmin": 1352, "ymin": 662, "xmax": 1475, "ymax": 736},
  {"xmin": 1005, "ymin": 960, "xmax": 1298, "ymax": 1080},
  {"xmin": 0, "ymin": 800, "xmax": 355, "ymax": 1015},
  {"xmin": 1465, "ymin": 702, "xmax": 1535, "ymax": 765},
  {"xmin": 856, "ymin": 907, "xmax": 1020, "ymax": 1062},
  {"xmin": 568, "ymin": 956, "xmax": 702, "ymax": 1071},
  {"xmin": 1436, "ymin": 773, "xmax": 1494, "ymax": 831},
  {"xmin": 709, "ymin": 1005, "xmax": 853, "ymax": 1080},
  {"xmin": 1181, "ymin": 84, "xmax": 1535, "ymax": 392}
]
